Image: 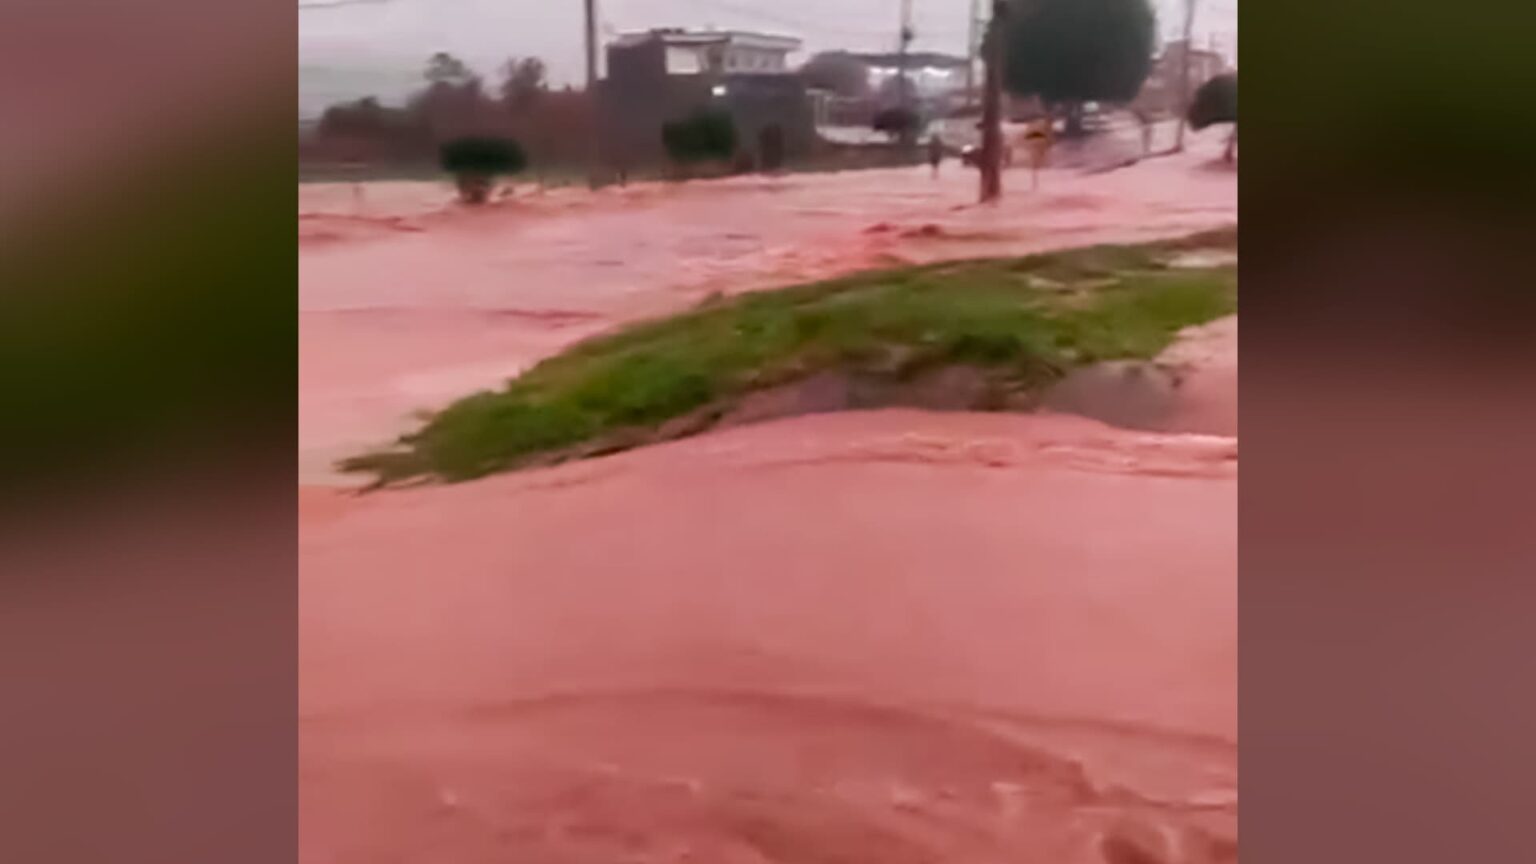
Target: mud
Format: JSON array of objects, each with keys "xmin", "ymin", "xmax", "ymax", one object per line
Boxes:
[
  {"xmin": 301, "ymin": 409, "xmax": 1236, "ymax": 863},
  {"xmin": 299, "ymin": 135, "xmax": 1239, "ymax": 862},
  {"xmin": 299, "ymin": 137, "xmax": 1238, "ymax": 481}
]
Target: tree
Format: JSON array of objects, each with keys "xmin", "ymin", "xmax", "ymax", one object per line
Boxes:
[
  {"xmin": 409, "ymin": 52, "xmax": 492, "ymax": 140},
  {"xmin": 439, "ymin": 136, "xmax": 527, "ymax": 204},
  {"xmin": 425, "ymin": 51, "xmax": 474, "ymax": 86},
  {"xmin": 799, "ymin": 51, "xmax": 871, "ymax": 98},
  {"xmin": 500, "ymin": 57, "xmax": 548, "ymax": 112},
  {"xmin": 661, "ymin": 108, "xmax": 737, "ymax": 172},
  {"xmin": 1187, "ymin": 72, "xmax": 1236, "ymax": 162},
  {"xmin": 409, "ymin": 73, "xmax": 492, "ymax": 140},
  {"xmin": 318, "ymin": 97, "xmax": 387, "ymax": 137},
  {"xmin": 1002, "ymin": 0, "xmax": 1156, "ymax": 136}
]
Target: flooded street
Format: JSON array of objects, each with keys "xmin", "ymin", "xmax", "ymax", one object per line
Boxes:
[
  {"xmin": 300, "ymin": 139, "xmax": 1238, "ymax": 863},
  {"xmin": 300, "ymin": 141, "xmax": 1236, "ymax": 481}
]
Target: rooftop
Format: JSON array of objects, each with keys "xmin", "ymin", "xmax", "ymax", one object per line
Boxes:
[
  {"xmin": 612, "ymin": 28, "xmax": 802, "ymax": 52},
  {"xmin": 843, "ymin": 51, "xmax": 970, "ymax": 70}
]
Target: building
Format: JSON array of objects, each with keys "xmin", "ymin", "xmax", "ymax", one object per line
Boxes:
[
  {"xmin": 850, "ymin": 51, "xmax": 972, "ymax": 104},
  {"xmin": 801, "ymin": 50, "xmax": 973, "ymax": 127},
  {"xmin": 598, "ymin": 28, "xmax": 816, "ymax": 170}
]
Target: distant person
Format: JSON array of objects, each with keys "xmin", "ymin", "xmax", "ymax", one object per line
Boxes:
[
  {"xmin": 1023, "ymin": 119, "xmax": 1053, "ymax": 190},
  {"xmin": 1134, "ymin": 109, "xmax": 1154, "ymax": 156},
  {"xmin": 927, "ymin": 134, "xmax": 944, "ymax": 177}
]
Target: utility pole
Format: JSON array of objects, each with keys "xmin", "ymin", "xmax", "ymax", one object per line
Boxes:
[
  {"xmin": 584, "ymin": 0, "xmax": 599, "ymax": 89},
  {"xmin": 978, "ymin": 0, "xmax": 1006, "ymax": 203},
  {"xmin": 1172, "ymin": 0, "xmax": 1196, "ymax": 152},
  {"xmin": 584, "ymin": 0, "xmax": 601, "ymax": 186},
  {"xmin": 897, "ymin": 0, "xmax": 915, "ymax": 138},
  {"xmin": 965, "ymin": 0, "xmax": 981, "ymax": 107}
]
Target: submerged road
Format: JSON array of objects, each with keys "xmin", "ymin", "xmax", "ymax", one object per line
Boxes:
[{"xmin": 300, "ymin": 137, "xmax": 1238, "ymax": 863}]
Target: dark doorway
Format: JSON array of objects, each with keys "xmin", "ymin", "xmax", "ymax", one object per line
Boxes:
[{"xmin": 758, "ymin": 124, "xmax": 785, "ymax": 172}]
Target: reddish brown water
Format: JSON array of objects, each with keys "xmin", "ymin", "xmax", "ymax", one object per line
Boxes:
[
  {"xmin": 300, "ymin": 140, "xmax": 1238, "ymax": 863},
  {"xmin": 299, "ymin": 142, "xmax": 1237, "ymax": 482}
]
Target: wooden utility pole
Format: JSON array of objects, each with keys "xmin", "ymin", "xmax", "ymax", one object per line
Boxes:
[
  {"xmin": 897, "ymin": 0, "xmax": 915, "ymax": 137},
  {"xmin": 584, "ymin": 0, "xmax": 601, "ymax": 186},
  {"xmin": 1172, "ymin": 0, "xmax": 1197, "ymax": 152},
  {"xmin": 584, "ymin": 0, "xmax": 599, "ymax": 89},
  {"xmin": 978, "ymin": 0, "xmax": 1006, "ymax": 203},
  {"xmin": 965, "ymin": 0, "xmax": 982, "ymax": 106}
]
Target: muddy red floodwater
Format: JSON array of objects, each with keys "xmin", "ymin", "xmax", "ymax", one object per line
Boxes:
[
  {"xmin": 300, "ymin": 137, "xmax": 1238, "ymax": 863},
  {"xmin": 299, "ymin": 139, "xmax": 1236, "ymax": 482}
]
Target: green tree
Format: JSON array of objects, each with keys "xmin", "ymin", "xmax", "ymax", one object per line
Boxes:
[
  {"xmin": 1187, "ymin": 72, "xmax": 1237, "ymax": 162},
  {"xmin": 439, "ymin": 136, "xmax": 527, "ymax": 204},
  {"xmin": 1002, "ymin": 0, "xmax": 1156, "ymax": 136},
  {"xmin": 425, "ymin": 51, "xmax": 474, "ymax": 86},
  {"xmin": 662, "ymin": 108, "xmax": 737, "ymax": 172},
  {"xmin": 500, "ymin": 57, "xmax": 548, "ymax": 112},
  {"xmin": 1187, "ymin": 72, "xmax": 1236, "ymax": 129},
  {"xmin": 410, "ymin": 53, "xmax": 491, "ymax": 139}
]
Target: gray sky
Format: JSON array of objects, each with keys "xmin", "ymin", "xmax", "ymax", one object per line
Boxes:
[{"xmin": 300, "ymin": 0, "xmax": 1237, "ymax": 87}]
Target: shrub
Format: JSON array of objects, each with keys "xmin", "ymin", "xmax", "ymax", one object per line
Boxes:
[
  {"xmin": 438, "ymin": 136, "xmax": 527, "ymax": 203},
  {"xmin": 662, "ymin": 108, "xmax": 737, "ymax": 167},
  {"xmin": 1187, "ymin": 73, "xmax": 1237, "ymax": 130}
]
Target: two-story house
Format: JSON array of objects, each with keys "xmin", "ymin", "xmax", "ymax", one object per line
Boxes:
[{"xmin": 598, "ymin": 28, "xmax": 816, "ymax": 171}]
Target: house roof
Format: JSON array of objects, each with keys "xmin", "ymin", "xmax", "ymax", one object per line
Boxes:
[
  {"xmin": 612, "ymin": 28, "xmax": 802, "ymax": 53},
  {"xmin": 845, "ymin": 51, "xmax": 970, "ymax": 69}
]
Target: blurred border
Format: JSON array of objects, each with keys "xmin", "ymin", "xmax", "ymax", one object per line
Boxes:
[
  {"xmin": 1243, "ymin": 1, "xmax": 1536, "ymax": 860},
  {"xmin": 3, "ymin": 0, "xmax": 1534, "ymax": 860},
  {"xmin": 0, "ymin": 1, "xmax": 296, "ymax": 861}
]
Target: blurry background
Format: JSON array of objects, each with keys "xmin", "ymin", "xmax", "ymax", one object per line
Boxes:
[
  {"xmin": 297, "ymin": 0, "xmax": 1238, "ymax": 187},
  {"xmin": 300, "ymin": 0, "xmax": 1236, "ymax": 120}
]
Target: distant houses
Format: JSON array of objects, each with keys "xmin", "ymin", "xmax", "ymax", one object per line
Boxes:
[
  {"xmin": 302, "ymin": 25, "xmax": 1235, "ymax": 177},
  {"xmin": 801, "ymin": 50, "xmax": 974, "ymax": 129},
  {"xmin": 598, "ymin": 28, "xmax": 816, "ymax": 171},
  {"xmin": 596, "ymin": 31, "xmax": 986, "ymax": 170}
]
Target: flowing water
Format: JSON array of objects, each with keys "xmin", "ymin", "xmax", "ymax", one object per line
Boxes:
[{"xmin": 300, "ymin": 136, "xmax": 1238, "ymax": 863}]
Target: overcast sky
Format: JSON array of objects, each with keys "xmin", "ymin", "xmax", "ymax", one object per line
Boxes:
[{"xmin": 300, "ymin": 0, "xmax": 1237, "ymax": 84}]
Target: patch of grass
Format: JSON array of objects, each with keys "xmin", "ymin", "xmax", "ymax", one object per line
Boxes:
[{"xmin": 341, "ymin": 232, "xmax": 1237, "ymax": 485}]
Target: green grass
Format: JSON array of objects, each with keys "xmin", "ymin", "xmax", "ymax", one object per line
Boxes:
[{"xmin": 341, "ymin": 231, "xmax": 1237, "ymax": 486}]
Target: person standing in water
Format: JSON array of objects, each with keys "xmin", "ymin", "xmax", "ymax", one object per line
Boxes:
[
  {"xmin": 1023, "ymin": 118, "xmax": 1053, "ymax": 190},
  {"xmin": 927, "ymin": 134, "xmax": 944, "ymax": 178}
]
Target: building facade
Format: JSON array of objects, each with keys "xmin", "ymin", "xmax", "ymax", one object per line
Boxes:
[{"xmin": 599, "ymin": 29, "xmax": 816, "ymax": 171}]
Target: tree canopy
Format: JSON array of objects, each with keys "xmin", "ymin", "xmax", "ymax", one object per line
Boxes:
[
  {"xmin": 1002, "ymin": 0, "xmax": 1156, "ymax": 106},
  {"xmin": 439, "ymin": 136, "xmax": 527, "ymax": 177},
  {"xmin": 425, "ymin": 51, "xmax": 474, "ymax": 86},
  {"xmin": 1187, "ymin": 73, "xmax": 1237, "ymax": 130},
  {"xmin": 500, "ymin": 57, "xmax": 548, "ymax": 111}
]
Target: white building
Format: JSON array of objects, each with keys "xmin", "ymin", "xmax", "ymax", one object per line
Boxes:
[{"xmin": 609, "ymin": 29, "xmax": 802, "ymax": 77}]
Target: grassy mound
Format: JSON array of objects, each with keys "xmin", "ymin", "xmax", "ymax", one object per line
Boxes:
[{"xmin": 343, "ymin": 229, "xmax": 1236, "ymax": 486}]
